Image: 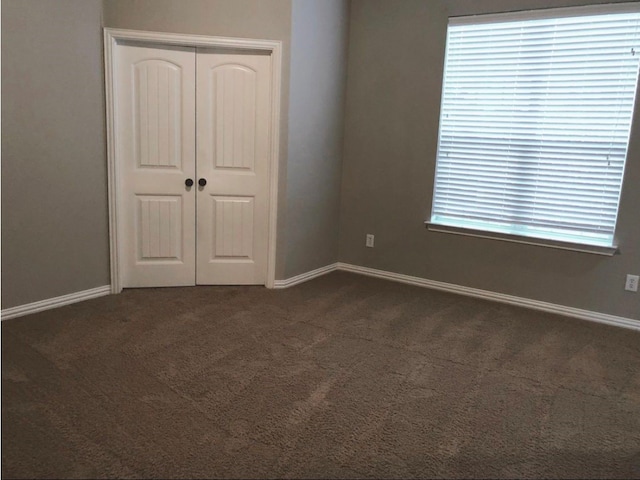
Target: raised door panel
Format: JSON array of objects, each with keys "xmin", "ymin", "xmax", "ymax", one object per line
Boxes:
[
  {"xmin": 211, "ymin": 66, "xmax": 257, "ymax": 171},
  {"xmin": 136, "ymin": 195, "xmax": 183, "ymax": 261},
  {"xmin": 211, "ymin": 196, "xmax": 254, "ymax": 260},
  {"xmin": 116, "ymin": 43, "xmax": 196, "ymax": 287},
  {"xmin": 134, "ymin": 60, "xmax": 182, "ymax": 169}
]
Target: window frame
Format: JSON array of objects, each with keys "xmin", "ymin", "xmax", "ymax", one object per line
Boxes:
[{"xmin": 426, "ymin": 3, "xmax": 640, "ymax": 256}]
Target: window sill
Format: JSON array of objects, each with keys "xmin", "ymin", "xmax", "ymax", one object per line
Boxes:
[{"xmin": 425, "ymin": 222, "xmax": 619, "ymax": 256}]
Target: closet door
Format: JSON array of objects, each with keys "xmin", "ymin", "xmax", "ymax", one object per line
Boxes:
[
  {"xmin": 195, "ymin": 49, "xmax": 271, "ymax": 285},
  {"xmin": 116, "ymin": 43, "xmax": 197, "ymax": 287}
]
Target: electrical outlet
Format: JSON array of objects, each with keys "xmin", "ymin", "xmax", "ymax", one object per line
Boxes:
[
  {"xmin": 625, "ymin": 274, "xmax": 639, "ymax": 292},
  {"xmin": 366, "ymin": 234, "xmax": 375, "ymax": 248}
]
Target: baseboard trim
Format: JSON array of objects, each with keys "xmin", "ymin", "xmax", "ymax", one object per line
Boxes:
[
  {"xmin": 273, "ymin": 263, "xmax": 339, "ymax": 289},
  {"xmin": 4, "ymin": 265, "xmax": 634, "ymax": 331},
  {"xmin": 337, "ymin": 263, "xmax": 640, "ymax": 332},
  {"xmin": 1, "ymin": 285, "xmax": 112, "ymax": 321}
]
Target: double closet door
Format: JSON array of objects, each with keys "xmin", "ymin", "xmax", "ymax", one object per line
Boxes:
[{"xmin": 116, "ymin": 43, "xmax": 271, "ymax": 287}]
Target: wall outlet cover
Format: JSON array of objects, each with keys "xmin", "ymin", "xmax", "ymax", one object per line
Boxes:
[{"xmin": 366, "ymin": 234, "xmax": 375, "ymax": 248}]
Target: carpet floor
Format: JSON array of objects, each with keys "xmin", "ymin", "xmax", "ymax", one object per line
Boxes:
[{"xmin": 2, "ymin": 271, "xmax": 640, "ymax": 479}]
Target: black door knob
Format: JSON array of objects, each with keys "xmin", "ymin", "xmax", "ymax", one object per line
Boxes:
[
  {"xmin": 198, "ymin": 178, "xmax": 207, "ymax": 187},
  {"xmin": 185, "ymin": 178, "xmax": 194, "ymax": 187}
]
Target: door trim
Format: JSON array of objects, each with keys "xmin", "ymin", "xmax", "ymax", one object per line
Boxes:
[{"xmin": 104, "ymin": 28, "xmax": 282, "ymax": 293}]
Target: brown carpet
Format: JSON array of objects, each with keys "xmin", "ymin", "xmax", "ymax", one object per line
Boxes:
[{"xmin": 2, "ymin": 271, "xmax": 640, "ymax": 479}]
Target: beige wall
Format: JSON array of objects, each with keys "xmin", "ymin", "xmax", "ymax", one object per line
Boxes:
[
  {"xmin": 1, "ymin": 0, "xmax": 109, "ymax": 309},
  {"xmin": 285, "ymin": 0, "xmax": 350, "ymax": 277},
  {"xmin": 339, "ymin": 0, "xmax": 640, "ymax": 319},
  {"xmin": 102, "ymin": 0, "xmax": 293, "ymax": 279}
]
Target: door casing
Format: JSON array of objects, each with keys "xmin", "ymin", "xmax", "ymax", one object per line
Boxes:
[{"xmin": 104, "ymin": 28, "xmax": 282, "ymax": 293}]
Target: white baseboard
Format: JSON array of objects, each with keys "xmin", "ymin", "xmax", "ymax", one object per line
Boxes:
[
  {"xmin": 1, "ymin": 285, "xmax": 112, "ymax": 321},
  {"xmin": 4, "ymin": 263, "xmax": 636, "ymax": 332},
  {"xmin": 273, "ymin": 263, "xmax": 339, "ymax": 289},
  {"xmin": 337, "ymin": 263, "xmax": 640, "ymax": 332}
]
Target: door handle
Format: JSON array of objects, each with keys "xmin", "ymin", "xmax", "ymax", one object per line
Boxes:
[
  {"xmin": 185, "ymin": 178, "xmax": 194, "ymax": 187},
  {"xmin": 198, "ymin": 178, "xmax": 207, "ymax": 187}
]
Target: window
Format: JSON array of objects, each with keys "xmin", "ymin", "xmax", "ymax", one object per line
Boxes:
[{"xmin": 429, "ymin": 5, "xmax": 640, "ymax": 254}]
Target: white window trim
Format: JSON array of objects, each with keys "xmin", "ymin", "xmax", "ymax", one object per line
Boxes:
[
  {"xmin": 425, "ymin": 222, "xmax": 619, "ymax": 256},
  {"xmin": 450, "ymin": 2, "xmax": 640, "ymax": 26}
]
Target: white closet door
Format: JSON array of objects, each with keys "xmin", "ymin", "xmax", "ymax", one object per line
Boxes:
[
  {"xmin": 116, "ymin": 43, "xmax": 197, "ymax": 287},
  {"xmin": 196, "ymin": 49, "xmax": 271, "ymax": 285}
]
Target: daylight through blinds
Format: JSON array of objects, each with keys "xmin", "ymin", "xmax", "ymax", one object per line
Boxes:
[{"xmin": 431, "ymin": 8, "xmax": 640, "ymax": 247}]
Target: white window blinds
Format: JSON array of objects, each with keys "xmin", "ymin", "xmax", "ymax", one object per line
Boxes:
[{"xmin": 431, "ymin": 7, "xmax": 640, "ymax": 249}]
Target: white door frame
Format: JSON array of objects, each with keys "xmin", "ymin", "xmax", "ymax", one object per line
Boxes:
[{"xmin": 104, "ymin": 28, "xmax": 282, "ymax": 293}]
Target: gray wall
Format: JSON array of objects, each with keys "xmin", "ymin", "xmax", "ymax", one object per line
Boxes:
[
  {"xmin": 102, "ymin": 0, "xmax": 293, "ymax": 279},
  {"xmin": 1, "ymin": 0, "xmax": 109, "ymax": 309},
  {"xmin": 285, "ymin": 0, "xmax": 349, "ymax": 277},
  {"xmin": 4, "ymin": 0, "xmax": 637, "ymax": 320},
  {"xmin": 339, "ymin": 0, "xmax": 640, "ymax": 319}
]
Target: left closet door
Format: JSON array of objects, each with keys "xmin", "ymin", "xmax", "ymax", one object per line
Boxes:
[{"xmin": 116, "ymin": 43, "xmax": 197, "ymax": 287}]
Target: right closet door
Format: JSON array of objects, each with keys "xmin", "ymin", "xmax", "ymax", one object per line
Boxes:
[{"xmin": 195, "ymin": 49, "xmax": 272, "ymax": 285}]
